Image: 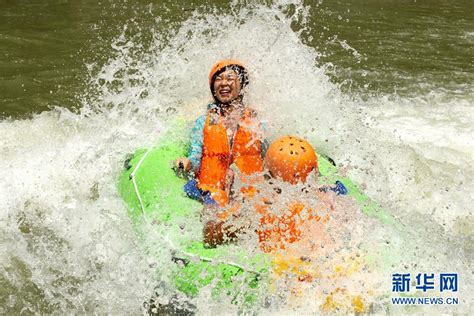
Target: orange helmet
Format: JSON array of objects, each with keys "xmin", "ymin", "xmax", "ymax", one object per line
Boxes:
[
  {"xmin": 265, "ymin": 135, "xmax": 318, "ymax": 184},
  {"xmin": 209, "ymin": 59, "xmax": 249, "ymax": 95}
]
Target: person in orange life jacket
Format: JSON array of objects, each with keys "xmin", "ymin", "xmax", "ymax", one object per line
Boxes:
[
  {"xmin": 257, "ymin": 135, "xmax": 322, "ymax": 253},
  {"xmin": 254, "ymin": 137, "xmax": 349, "ymax": 283},
  {"xmin": 174, "ymin": 60, "xmax": 268, "ymax": 247},
  {"xmin": 214, "ymin": 135, "xmax": 343, "ymax": 254},
  {"xmin": 249, "ymin": 135, "xmax": 347, "ymax": 254}
]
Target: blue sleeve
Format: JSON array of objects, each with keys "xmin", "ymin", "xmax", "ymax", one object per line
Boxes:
[{"xmin": 188, "ymin": 115, "xmax": 206, "ymax": 172}]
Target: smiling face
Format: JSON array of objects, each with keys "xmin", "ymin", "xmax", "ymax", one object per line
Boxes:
[{"xmin": 213, "ymin": 69, "xmax": 241, "ymax": 104}]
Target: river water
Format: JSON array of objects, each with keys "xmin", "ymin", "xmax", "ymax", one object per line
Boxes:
[{"xmin": 1, "ymin": 0, "xmax": 472, "ymax": 314}]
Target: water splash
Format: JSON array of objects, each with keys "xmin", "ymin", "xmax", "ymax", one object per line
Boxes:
[{"xmin": 0, "ymin": 0, "xmax": 472, "ymax": 313}]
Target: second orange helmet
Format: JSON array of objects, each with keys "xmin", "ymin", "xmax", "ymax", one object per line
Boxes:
[{"xmin": 265, "ymin": 135, "xmax": 318, "ymax": 184}]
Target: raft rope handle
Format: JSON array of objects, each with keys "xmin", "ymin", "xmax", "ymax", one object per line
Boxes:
[
  {"xmin": 176, "ymin": 250, "xmax": 263, "ymax": 302},
  {"xmin": 129, "ymin": 147, "xmax": 153, "ymax": 216},
  {"xmin": 174, "ymin": 251, "xmax": 261, "ymax": 276}
]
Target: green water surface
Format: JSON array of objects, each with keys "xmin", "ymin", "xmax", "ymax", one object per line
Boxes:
[{"xmin": 0, "ymin": 0, "xmax": 472, "ymax": 117}]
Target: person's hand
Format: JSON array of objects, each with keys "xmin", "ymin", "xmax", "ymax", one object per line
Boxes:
[{"xmin": 175, "ymin": 158, "xmax": 191, "ymax": 172}]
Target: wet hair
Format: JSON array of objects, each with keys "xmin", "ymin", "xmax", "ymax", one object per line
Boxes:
[{"xmin": 210, "ymin": 65, "xmax": 249, "ymax": 100}]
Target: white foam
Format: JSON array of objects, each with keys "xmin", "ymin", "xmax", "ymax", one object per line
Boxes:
[{"xmin": 0, "ymin": 1, "xmax": 472, "ymax": 313}]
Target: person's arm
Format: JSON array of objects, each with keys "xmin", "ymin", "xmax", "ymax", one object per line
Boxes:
[
  {"xmin": 188, "ymin": 115, "xmax": 206, "ymax": 174},
  {"xmin": 175, "ymin": 115, "xmax": 206, "ymax": 173}
]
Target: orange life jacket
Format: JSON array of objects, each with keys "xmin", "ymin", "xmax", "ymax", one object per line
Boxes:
[
  {"xmin": 255, "ymin": 201, "xmax": 329, "ymax": 253},
  {"xmin": 198, "ymin": 108, "xmax": 264, "ymax": 206}
]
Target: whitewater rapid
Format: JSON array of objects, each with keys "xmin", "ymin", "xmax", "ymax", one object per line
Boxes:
[{"xmin": 1, "ymin": 1, "xmax": 472, "ymax": 313}]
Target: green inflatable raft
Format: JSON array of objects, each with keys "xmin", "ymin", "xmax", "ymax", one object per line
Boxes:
[{"xmin": 117, "ymin": 125, "xmax": 400, "ymax": 309}]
